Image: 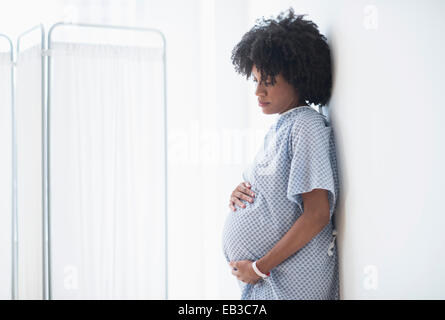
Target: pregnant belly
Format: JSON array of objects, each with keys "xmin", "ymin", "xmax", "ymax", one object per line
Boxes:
[{"xmin": 222, "ymin": 195, "xmax": 279, "ymax": 263}]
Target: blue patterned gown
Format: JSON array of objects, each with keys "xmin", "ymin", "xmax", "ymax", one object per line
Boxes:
[{"xmin": 222, "ymin": 105, "xmax": 340, "ymax": 300}]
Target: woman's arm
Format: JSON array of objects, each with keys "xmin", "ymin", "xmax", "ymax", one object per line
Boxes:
[{"xmin": 256, "ymin": 188, "xmax": 331, "ymax": 275}]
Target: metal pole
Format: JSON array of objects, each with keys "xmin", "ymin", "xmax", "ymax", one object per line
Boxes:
[
  {"xmin": 162, "ymin": 29, "xmax": 168, "ymax": 301},
  {"xmin": 47, "ymin": 22, "xmax": 168, "ymax": 300},
  {"xmin": 1, "ymin": 33, "xmax": 16, "ymax": 300}
]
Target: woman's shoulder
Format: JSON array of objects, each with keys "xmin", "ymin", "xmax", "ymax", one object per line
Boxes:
[{"xmin": 289, "ymin": 107, "xmax": 330, "ymax": 134}]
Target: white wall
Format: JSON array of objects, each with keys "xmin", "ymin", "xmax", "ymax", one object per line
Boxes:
[
  {"xmin": 257, "ymin": 0, "xmax": 445, "ymax": 299},
  {"xmin": 328, "ymin": 0, "xmax": 445, "ymax": 299}
]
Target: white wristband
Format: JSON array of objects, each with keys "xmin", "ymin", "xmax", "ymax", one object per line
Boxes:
[{"xmin": 252, "ymin": 260, "xmax": 270, "ymax": 278}]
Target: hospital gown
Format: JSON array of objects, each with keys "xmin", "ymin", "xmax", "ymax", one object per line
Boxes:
[{"xmin": 222, "ymin": 105, "xmax": 339, "ymax": 300}]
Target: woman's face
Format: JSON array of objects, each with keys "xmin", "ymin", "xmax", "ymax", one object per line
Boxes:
[{"xmin": 252, "ymin": 65, "xmax": 304, "ymax": 115}]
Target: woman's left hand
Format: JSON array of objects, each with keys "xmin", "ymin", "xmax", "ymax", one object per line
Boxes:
[{"xmin": 229, "ymin": 260, "xmax": 262, "ymax": 284}]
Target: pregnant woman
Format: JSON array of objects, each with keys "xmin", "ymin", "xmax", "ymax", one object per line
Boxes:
[{"xmin": 222, "ymin": 8, "xmax": 340, "ymax": 300}]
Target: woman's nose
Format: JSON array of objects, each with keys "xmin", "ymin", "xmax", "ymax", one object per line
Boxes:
[{"xmin": 255, "ymin": 84, "xmax": 266, "ymax": 96}]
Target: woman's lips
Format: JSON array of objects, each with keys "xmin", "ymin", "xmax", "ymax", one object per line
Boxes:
[{"xmin": 258, "ymin": 102, "xmax": 270, "ymax": 107}]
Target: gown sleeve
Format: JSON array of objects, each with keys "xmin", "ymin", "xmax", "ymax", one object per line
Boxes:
[{"xmin": 286, "ymin": 116, "xmax": 337, "ymax": 221}]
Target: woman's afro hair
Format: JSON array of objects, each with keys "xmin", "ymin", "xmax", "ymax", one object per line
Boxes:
[{"xmin": 231, "ymin": 8, "xmax": 332, "ymax": 106}]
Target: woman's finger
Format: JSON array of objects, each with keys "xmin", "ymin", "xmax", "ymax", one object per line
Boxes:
[
  {"xmin": 230, "ymin": 196, "xmax": 246, "ymax": 209},
  {"xmin": 240, "ymin": 193, "xmax": 254, "ymax": 202},
  {"xmin": 239, "ymin": 184, "xmax": 255, "ymax": 198},
  {"xmin": 235, "ymin": 191, "xmax": 254, "ymax": 203},
  {"xmin": 234, "ymin": 197, "xmax": 246, "ymax": 208},
  {"xmin": 230, "ymin": 186, "xmax": 241, "ymax": 207},
  {"xmin": 229, "ymin": 182, "xmax": 255, "ymax": 211},
  {"xmin": 237, "ymin": 183, "xmax": 250, "ymax": 195}
]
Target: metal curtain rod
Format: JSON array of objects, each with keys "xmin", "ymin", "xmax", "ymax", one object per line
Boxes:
[
  {"xmin": 0, "ymin": 33, "xmax": 13, "ymax": 54},
  {"xmin": 48, "ymin": 21, "xmax": 166, "ymax": 48},
  {"xmin": 0, "ymin": 33, "xmax": 16, "ymax": 301},
  {"xmin": 17, "ymin": 24, "xmax": 45, "ymax": 55}
]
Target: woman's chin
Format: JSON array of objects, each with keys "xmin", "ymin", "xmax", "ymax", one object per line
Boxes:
[{"xmin": 259, "ymin": 106, "xmax": 275, "ymax": 114}]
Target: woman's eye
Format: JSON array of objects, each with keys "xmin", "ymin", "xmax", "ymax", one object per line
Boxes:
[{"xmin": 253, "ymin": 79, "xmax": 271, "ymax": 86}]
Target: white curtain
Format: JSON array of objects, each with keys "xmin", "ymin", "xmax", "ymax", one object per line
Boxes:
[
  {"xmin": 0, "ymin": 51, "xmax": 12, "ymax": 300},
  {"xmin": 15, "ymin": 44, "xmax": 44, "ymax": 299},
  {"xmin": 49, "ymin": 42, "xmax": 166, "ymax": 299}
]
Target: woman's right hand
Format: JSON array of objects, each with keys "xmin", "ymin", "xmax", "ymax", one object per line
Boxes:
[{"xmin": 229, "ymin": 182, "xmax": 255, "ymax": 212}]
